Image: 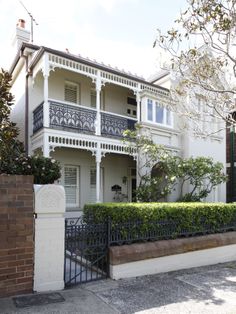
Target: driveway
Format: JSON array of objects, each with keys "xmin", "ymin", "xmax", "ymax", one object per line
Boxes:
[{"xmin": 1, "ymin": 261, "xmax": 236, "ymax": 314}]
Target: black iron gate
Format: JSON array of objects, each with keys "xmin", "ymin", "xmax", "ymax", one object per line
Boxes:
[{"xmin": 64, "ymin": 216, "xmax": 109, "ymax": 287}]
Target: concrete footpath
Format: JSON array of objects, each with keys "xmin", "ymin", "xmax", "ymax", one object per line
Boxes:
[{"xmin": 1, "ymin": 261, "xmax": 236, "ymax": 314}]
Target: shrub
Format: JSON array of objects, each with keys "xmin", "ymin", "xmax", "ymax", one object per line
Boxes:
[
  {"xmin": 84, "ymin": 202, "xmax": 236, "ymax": 242},
  {"xmin": 2, "ymin": 154, "xmax": 61, "ymax": 184},
  {"xmin": 29, "ymin": 155, "xmax": 61, "ymax": 184}
]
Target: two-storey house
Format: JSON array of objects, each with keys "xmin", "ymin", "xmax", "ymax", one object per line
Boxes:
[{"xmin": 9, "ymin": 20, "xmax": 226, "ymax": 211}]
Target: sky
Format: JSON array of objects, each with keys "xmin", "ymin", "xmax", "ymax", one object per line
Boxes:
[{"xmin": 0, "ymin": 0, "xmax": 187, "ymax": 79}]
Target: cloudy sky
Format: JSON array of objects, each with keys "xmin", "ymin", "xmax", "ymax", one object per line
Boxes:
[{"xmin": 0, "ymin": 0, "xmax": 187, "ymax": 78}]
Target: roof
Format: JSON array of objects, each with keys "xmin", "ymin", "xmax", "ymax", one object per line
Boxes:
[
  {"xmin": 148, "ymin": 69, "xmax": 170, "ymax": 84},
  {"xmin": 10, "ymin": 42, "xmax": 169, "ymax": 92}
]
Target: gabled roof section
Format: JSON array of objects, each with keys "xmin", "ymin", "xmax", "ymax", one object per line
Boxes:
[
  {"xmin": 148, "ymin": 69, "xmax": 170, "ymax": 84},
  {"xmin": 9, "ymin": 42, "xmax": 40, "ymax": 75}
]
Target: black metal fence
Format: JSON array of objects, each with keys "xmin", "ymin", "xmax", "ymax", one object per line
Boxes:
[
  {"xmin": 64, "ymin": 217, "xmax": 109, "ymax": 287},
  {"xmin": 65, "ymin": 216, "xmax": 236, "ymax": 286},
  {"xmin": 108, "ymin": 219, "xmax": 236, "ymax": 246}
]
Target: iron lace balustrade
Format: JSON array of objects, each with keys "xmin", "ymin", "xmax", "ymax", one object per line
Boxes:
[
  {"xmin": 49, "ymin": 101, "xmax": 96, "ymax": 134},
  {"xmin": 101, "ymin": 112, "xmax": 136, "ymax": 138},
  {"xmin": 33, "ymin": 102, "xmax": 44, "ymax": 133}
]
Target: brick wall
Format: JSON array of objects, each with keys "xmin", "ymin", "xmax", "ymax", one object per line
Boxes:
[{"xmin": 0, "ymin": 175, "xmax": 34, "ymax": 297}]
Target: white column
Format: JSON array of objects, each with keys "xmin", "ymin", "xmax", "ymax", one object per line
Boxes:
[
  {"xmin": 43, "ymin": 53, "xmax": 50, "ymax": 128},
  {"xmin": 136, "ymin": 155, "xmax": 141, "ymax": 188},
  {"xmin": 96, "ymin": 150, "xmax": 102, "ymax": 203},
  {"xmin": 95, "ymin": 71, "xmax": 102, "ymax": 135},
  {"xmin": 43, "ymin": 134, "xmax": 50, "ymax": 157},
  {"xmin": 34, "ymin": 185, "xmax": 65, "ymax": 292}
]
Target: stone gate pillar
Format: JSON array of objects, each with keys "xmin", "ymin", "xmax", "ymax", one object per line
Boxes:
[{"xmin": 34, "ymin": 185, "xmax": 65, "ymax": 292}]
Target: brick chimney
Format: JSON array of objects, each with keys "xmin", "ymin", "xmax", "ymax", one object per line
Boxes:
[{"xmin": 12, "ymin": 19, "xmax": 30, "ymax": 51}]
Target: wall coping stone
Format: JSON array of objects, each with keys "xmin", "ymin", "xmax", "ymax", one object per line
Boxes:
[{"xmin": 109, "ymin": 231, "xmax": 236, "ymax": 265}]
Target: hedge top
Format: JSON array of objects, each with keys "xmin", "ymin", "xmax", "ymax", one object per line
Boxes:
[{"xmin": 84, "ymin": 202, "xmax": 236, "ymax": 225}]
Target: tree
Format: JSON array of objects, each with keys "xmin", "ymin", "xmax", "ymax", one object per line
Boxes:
[
  {"xmin": 123, "ymin": 127, "xmax": 181, "ymax": 201},
  {"xmin": 177, "ymin": 156, "xmax": 227, "ymax": 201},
  {"xmin": 0, "ymin": 69, "xmax": 61, "ymax": 184},
  {"xmin": 123, "ymin": 127, "xmax": 227, "ymax": 202},
  {"xmin": 154, "ymin": 0, "xmax": 236, "ymax": 134},
  {"xmin": 124, "ymin": 126, "xmax": 183, "ymax": 202},
  {"xmin": 0, "ymin": 69, "xmax": 25, "ymax": 172}
]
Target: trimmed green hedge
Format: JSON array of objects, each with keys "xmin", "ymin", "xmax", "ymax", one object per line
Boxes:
[{"xmin": 84, "ymin": 203, "xmax": 236, "ymax": 240}]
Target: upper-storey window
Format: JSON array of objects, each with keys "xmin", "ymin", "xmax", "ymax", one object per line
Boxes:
[
  {"xmin": 147, "ymin": 99, "xmax": 153, "ymax": 121},
  {"xmin": 65, "ymin": 81, "xmax": 79, "ymax": 104},
  {"xmin": 90, "ymin": 87, "xmax": 104, "ymax": 109},
  {"xmin": 127, "ymin": 97, "xmax": 137, "ymax": 118},
  {"xmin": 155, "ymin": 104, "xmax": 163, "ymax": 123},
  {"xmin": 147, "ymin": 99, "xmax": 172, "ymax": 127}
]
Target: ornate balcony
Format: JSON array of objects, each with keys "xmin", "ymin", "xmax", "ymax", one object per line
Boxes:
[
  {"xmin": 101, "ymin": 111, "xmax": 136, "ymax": 138},
  {"xmin": 33, "ymin": 100, "xmax": 137, "ymax": 138},
  {"xmin": 49, "ymin": 101, "xmax": 96, "ymax": 134},
  {"xmin": 33, "ymin": 102, "xmax": 44, "ymax": 133}
]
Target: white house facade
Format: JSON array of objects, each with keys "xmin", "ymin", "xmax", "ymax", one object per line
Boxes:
[{"xmin": 9, "ymin": 21, "xmax": 226, "ymax": 211}]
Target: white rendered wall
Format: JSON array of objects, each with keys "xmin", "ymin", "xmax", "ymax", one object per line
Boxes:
[
  {"xmin": 34, "ymin": 185, "xmax": 65, "ymax": 292},
  {"xmin": 110, "ymin": 244, "xmax": 236, "ymax": 280}
]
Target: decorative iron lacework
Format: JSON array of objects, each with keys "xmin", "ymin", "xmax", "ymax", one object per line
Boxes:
[
  {"xmin": 33, "ymin": 102, "xmax": 44, "ymax": 133},
  {"xmin": 101, "ymin": 112, "xmax": 136, "ymax": 138},
  {"xmin": 49, "ymin": 101, "xmax": 96, "ymax": 134}
]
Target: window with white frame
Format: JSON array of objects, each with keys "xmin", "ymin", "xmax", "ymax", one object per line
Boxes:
[
  {"xmin": 147, "ymin": 99, "xmax": 153, "ymax": 121},
  {"xmin": 63, "ymin": 165, "xmax": 79, "ymax": 207},
  {"xmin": 90, "ymin": 87, "xmax": 104, "ymax": 109},
  {"xmin": 64, "ymin": 81, "xmax": 78, "ymax": 104},
  {"xmin": 127, "ymin": 97, "xmax": 137, "ymax": 118},
  {"xmin": 196, "ymin": 96, "xmax": 220, "ymax": 135},
  {"xmin": 146, "ymin": 99, "xmax": 172, "ymax": 126}
]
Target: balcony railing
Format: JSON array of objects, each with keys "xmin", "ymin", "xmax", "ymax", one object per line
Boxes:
[
  {"xmin": 101, "ymin": 111, "xmax": 136, "ymax": 138},
  {"xmin": 33, "ymin": 102, "xmax": 44, "ymax": 133},
  {"xmin": 33, "ymin": 100, "xmax": 137, "ymax": 138},
  {"xmin": 49, "ymin": 101, "xmax": 96, "ymax": 134}
]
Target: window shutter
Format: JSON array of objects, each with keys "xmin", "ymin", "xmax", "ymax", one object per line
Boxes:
[
  {"xmin": 64, "ymin": 166, "xmax": 79, "ymax": 206},
  {"xmin": 65, "ymin": 83, "xmax": 77, "ymax": 103}
]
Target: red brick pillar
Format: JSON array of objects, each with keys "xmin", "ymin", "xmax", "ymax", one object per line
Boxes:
[{"xmin": 0, "ymin": 175, "xmax": 34, "ymax": 297}]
